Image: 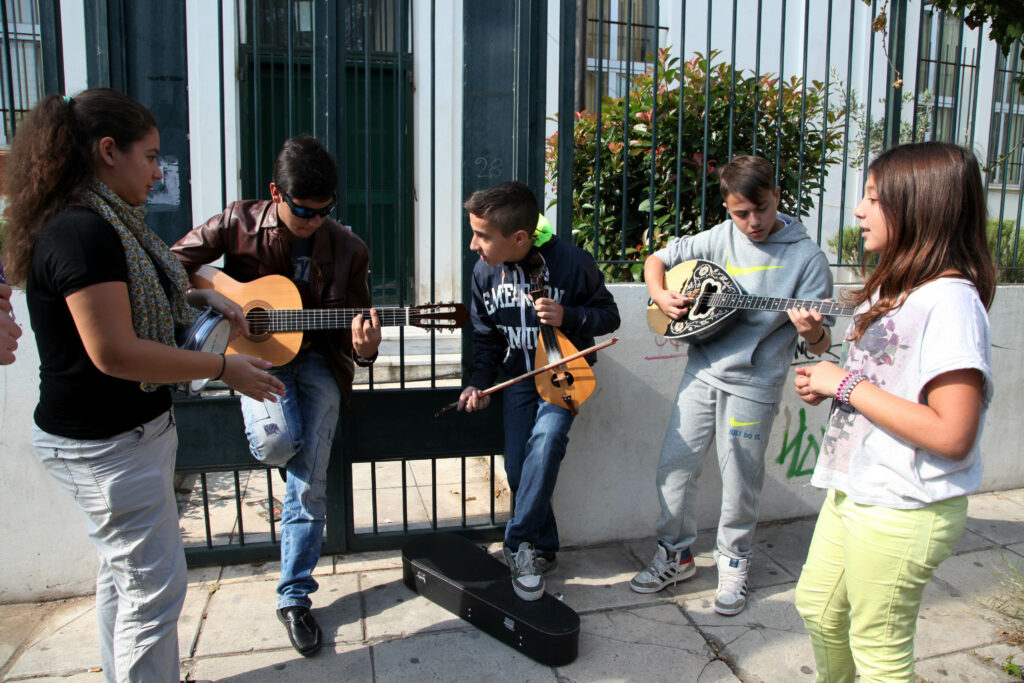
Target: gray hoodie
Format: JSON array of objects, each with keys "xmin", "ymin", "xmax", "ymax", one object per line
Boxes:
[{"xmin": 653, "ymin": 214, "xmax": 833, "ymax": 403}]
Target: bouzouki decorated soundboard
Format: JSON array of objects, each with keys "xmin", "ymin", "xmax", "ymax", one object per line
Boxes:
[{"xmin": 647, "ymin": 259, "xmax": 855, "ymax": 343}]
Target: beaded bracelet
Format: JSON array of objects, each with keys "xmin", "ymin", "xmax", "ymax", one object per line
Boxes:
[{"xmin": 835, "ymin": 372, "xmax": 866, "ymax": 404}]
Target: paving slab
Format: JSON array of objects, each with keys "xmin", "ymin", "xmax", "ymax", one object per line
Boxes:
[
  {"xmin": 914, "ymin": 651, "xmax": 1020, "ymax": 682},
  {"xmin": 976, "ymin": 642, "xmax": 1024, "ymax": 677},
  {"xmin": 371, "ymin": 628, "xmax": 556, "ymax": 682},
  {"xmin": 931, "ymin": 547, "xmax": 1024, "ymax": 626},
  {"xmin": 913, "ymin": 578, "xmax": 1006, "ymax": 660},
  {"xmin": 752, "ymin": 518, "xmax": 816, "ymax": 578},
  {"xmin": 559, "ymin": 603, "xmax": 733, "ymax": 682},
  {"xmin": 548, "ymin": 543, "xmax": 668, "ymax": 613},
  {"xmin": 360, "ymin": 567, "xmax": 469, "ymax": 641},
  {"xmin": 196, "ymin": 573, "xmax": 362, "ymax": 658},
  {"xmin": 965, "ymin": 493, "xmax": 1024, "ymax": 546},
  {"xmin": 0, "ymin": 602, "xmax": 57, "ymax": 674},
  {"xmin": 218, "ymin": 554, "xmax": 331, "ymax": 584},
  {"xmin": 680, "ymin": 583, "xmax": 817, "ymax": 682},
  {"xmin": 187, "ymin": 642, "xmax": 373, "ymax": 682},
  {"xmin": 6, "ymin": 596, "xmax": 100, "ymax": 679},
  {"xmin": 178, "ymin": 581, "xmax": 213, "ymax": 659}
]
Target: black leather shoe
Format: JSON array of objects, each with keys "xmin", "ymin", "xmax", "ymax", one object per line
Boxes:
[{"xmin": 277, "ymin": 606, "xmax": 322, "ymax": 657}]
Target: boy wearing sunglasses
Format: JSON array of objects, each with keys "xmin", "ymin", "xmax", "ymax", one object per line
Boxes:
[{"xmin": 172, "ymin": 136, "xmax": 381, "ymax": 657}]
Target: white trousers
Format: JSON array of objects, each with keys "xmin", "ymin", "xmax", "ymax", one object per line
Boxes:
[{"xmin": 34, "ymin": 411, "xmax": 186, "ymax": 683}]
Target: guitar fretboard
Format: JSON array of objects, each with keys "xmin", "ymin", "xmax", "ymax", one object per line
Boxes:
[
  {"xmin": 247, "ymin": 307, "xmax": 410, "ymax": 333},
  {"xmin": 699, "ymin": 293, "xmax": 855, "ymax": 316}
]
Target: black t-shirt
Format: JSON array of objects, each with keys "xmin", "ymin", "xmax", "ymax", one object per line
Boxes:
[{"xmin": 27, "ymin": 206, "xmax": 172, "ymax": 439}]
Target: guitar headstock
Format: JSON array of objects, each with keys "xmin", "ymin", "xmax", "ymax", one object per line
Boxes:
[{"xmin": 409, "ymin": 303, "xmax": 469, "ymax": 331}]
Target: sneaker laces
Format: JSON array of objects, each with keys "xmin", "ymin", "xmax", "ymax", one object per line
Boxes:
[
  {"xmin": 512, "ymin": 544, "xmax": 538, "ymax": 576},
  {"xmin": 718, "ymin": 565, "xmax": 747, "ymax": 598},
  {"xmin": 643, "ymin": 545, "xmax": 674, "ymax": 579}
]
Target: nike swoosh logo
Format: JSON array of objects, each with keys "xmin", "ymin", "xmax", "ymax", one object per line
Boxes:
[
  {"xmin": 729, "ymin": 417, "xmax": 762, "ymax": 427},
  {"xmin": 725, "ymin": 258, "xmax": 785, "ymax": 277}
]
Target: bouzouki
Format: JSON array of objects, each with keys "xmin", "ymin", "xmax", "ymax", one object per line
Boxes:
[
  {"xmin": 191, "ymin": 265, "xmax": 467, "ymax": 366},
  {"xmin": 647, "ymin": 259, "xmax": 855, "ymax": 343}
]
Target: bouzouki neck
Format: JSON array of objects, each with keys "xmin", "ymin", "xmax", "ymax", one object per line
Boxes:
[{"xmin": 702, "ymin": 293, "xmax": 855, "ymax": 316}]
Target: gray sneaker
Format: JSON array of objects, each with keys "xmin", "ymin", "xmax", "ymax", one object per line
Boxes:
[
  {"xmin": 503, "ymin": 542, "xmax": 544, "ymax": 601},
  {"xmin": 536, "ymin": 554, "xmax": 558, "ymax": 576},
  {"xmin": 630, "ymin": 543, "xmax": 696, "ymax": 593},
  {"xmin": 713, "ymin": 553, "xmax": 749, "ymax": 616}
]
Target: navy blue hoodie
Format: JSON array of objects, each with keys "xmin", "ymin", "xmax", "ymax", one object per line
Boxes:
[{"xmin": 468, "ymin": 235, "xmax": 620, "ymax": 389}]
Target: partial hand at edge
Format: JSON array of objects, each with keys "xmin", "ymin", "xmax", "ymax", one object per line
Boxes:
[{"xmin": 221, "ymin": 354, "xmax": 286, "ymax": 402}]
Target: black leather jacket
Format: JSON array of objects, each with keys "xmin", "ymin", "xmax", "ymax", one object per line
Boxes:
[{"xmin": 172, "ymin": 199, "xmax": 372, "ymax": 400}]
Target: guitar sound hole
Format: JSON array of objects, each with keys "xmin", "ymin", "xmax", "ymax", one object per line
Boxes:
[
  {"xmin": 692, "ymin": 283, "xmax": 717, "ymax": 316},
  {"xmin": 246, "ymin": 308, "xmax": 270, "ymax": 337}
]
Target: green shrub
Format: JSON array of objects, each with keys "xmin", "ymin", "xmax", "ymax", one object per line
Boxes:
[
  {"xmin": 990, "ymin": 218, "xmax": 1024, "ymax": 284},
  {"xmin": 546, "ymin": 48, "xmax": 847, "ymax": 282}
]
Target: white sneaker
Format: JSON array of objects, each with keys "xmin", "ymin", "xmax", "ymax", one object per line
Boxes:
[
  {"xmin": 503, "ymin": 542, "xmax": 544, "ymax": 601},
  {"xmin": 714, "ymin": 554, "xmax": 749, "ymax": 616},
  {"xmin": 630, "ymin": 543, "xmax": 696, "ymax": 593}
]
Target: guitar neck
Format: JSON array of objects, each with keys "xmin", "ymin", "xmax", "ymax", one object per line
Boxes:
[
  {"xmin": 258, "ymin": 307, "xmax": 410, "ymax": 332},
  {"xmin": 707, "ymin": 293, "xmax": 855, "ymax": 316}
]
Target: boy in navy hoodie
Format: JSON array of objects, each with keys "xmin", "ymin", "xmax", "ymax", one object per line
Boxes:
[
  {"xmin": 458, "ymin": 181, "xmax": 620, "ymax": 601},
  {"xmin": 631, "ymin": 156, "xmax": 833, "ymax": 616}
]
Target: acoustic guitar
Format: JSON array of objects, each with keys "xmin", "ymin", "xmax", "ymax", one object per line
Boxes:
[
  {"xmin": 192, "ymin": 265, "xmax": 467, "ymax": 366},
  {"xmin": 647, "ymin": 259, "xmax": 854, "ymax": 343}
]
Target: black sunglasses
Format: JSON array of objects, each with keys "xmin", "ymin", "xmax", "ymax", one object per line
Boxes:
[{"xmin": 281, "ymin": 192, "xmax": 336, "ymax": 219}]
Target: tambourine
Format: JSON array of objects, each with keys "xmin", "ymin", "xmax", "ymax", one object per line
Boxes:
[{"xmin": 176, "ymin": 306, "xmax": 232, "ymax": 395}]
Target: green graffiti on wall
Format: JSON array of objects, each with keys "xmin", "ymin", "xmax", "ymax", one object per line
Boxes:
[{"xmin": 775, "ymin": 407, "xmax": 826, "ymax": 479}]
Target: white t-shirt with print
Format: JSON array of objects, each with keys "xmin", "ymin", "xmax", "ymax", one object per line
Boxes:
[{"xmin": 811, "ymin": 278, "xmax": 992, "ymax": 509}]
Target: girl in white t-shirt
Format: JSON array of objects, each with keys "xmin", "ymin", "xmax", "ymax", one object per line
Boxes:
[{"xmin": 792, "ymin": 142, "xmax": 995, "ymax": 682}]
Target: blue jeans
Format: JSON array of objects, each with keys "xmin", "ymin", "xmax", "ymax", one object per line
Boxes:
[
  {"xmin": 35, "ymin": 411, "xmax": 186, "ymax": 683},
  {"xmin": 502, "ymin": 381, "xmax": 575, "ymax": 556},
  {"xmin": 240, "ymin": 349, "xmax": 340, "ymax": 610}
]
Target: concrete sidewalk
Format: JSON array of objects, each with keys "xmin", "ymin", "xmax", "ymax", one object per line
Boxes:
[{"xmin": 4, "ymin": 489, "xmax": 1024, "ymax": 682}]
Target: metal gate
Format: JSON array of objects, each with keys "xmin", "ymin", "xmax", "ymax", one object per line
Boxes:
[{"xmin": 7, "ymin": 0, "xmax": 1023, "ymax": 565}]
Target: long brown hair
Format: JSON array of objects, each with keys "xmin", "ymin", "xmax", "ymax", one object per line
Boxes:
[
  {"xmin": 2, "ymin": 88, "xmax": 158, "ymax": 285},
  {"xmin": 846, "ymin": 142, "xmax": 995, "ymax": 341}
]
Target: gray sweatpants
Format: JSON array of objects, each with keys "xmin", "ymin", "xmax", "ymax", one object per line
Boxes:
[
  {"xmin": 655, "ymin": 373, "xmax": 779, "ymax": 560},
  {"xmin": 35, "ymin": 411, "xmax": 186, "ymax": 683}
]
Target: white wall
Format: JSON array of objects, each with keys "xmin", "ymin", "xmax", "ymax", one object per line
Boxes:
[
  {"xmin": 3, "ymin": 283, "xmax": 1023, "ymax": 602},
  {"xmin": 553, "ymin": 283, "xmax": 1024, "ymax": 546}
]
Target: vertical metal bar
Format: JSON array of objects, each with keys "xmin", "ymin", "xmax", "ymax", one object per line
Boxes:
[
  {"xmin": 672, "ymin": 0, "xmax": 685, "ymax": 236},
  {"xmin": 727, "ymin": 0, "xmax": 737, "ymax": 160},
  {"xmin": 620, "ymin": 0, "xmax": 633, "ymax": 261},
  {"xmin": 996, "ymin": 48, "xmax": 1020, "ymax": 273},
  {"xmin": 837, "ymin": 0, "xmax": 856, "ymax": 267},
  {"xmin": 752, "ymin": 0, "xmax": 763, "ymax": 154},
  {"xmin": 863, "ymin": 0, "xmax": 877, "ymax": 175},
  {"xmin": 556, "ymin": 0, "xmax": 577, "ymax": 243},
  {"xmin": 397, "ymin": 0, "xmax": 407, "ymax": 387},
  {"xmin": 219, "ymin": 0, "xmax": 227, "ymax": 208},
  {"xmin": 930, "ymin": 9, "xmax": 945, "ymax": 139},
  {"xmin": 1, "ymin": 0, "xmax": 18, "ymax": 138},
  {"xmin": 593, "ymin": 0, "xmax": 604, "ymax": 258},
  {"xmin": 968, "ymin": 26, "xmax": 983, "ymax": 144},
  {"xmin": 646, "ymin": 1, "xmax": 659, "ymax": 251},
  {"xmin": 699, "ymin": 0, "xmax": 712, "ymax": 231},
  {"xmin": 362, "ymin": 1, "xmax": 374, "ymax": 390},
  {"xmin": 796, "ymin": 0, "xmax": 811, "ymax": 217},
  {"xmin": 460, "ymin": 457, "xmax": 467, "ymax": 524},
  {"xmin": 287, "ymin": 0, "xmax": 295, "ymax": 136},
  {"xmin": 949, "ymin": 18, "xmax": 965, "ymax": 142},
  {"xmin": 201, "ymin": 473, "xmax": 213, "ymax": 549},
  {"xmin": 882, "ymin": 0, "xmax": 907, "ymax": 150},
  {"xmin": 816, "ymin": 0, "xmax": 835, "ymax": 244},
  {"xmin": 401, "ymin": 459, "xmax": 408, "ymax": 532},
  {"xmin": 38, "ymin": 0, "xmax": 64, "ymax": 95},
  {"xmin": 233, "ymin": 471, "xmax": 245, "ymax": 545},
  {"xmin": 266, "ymin": 469, "xmax": 277, "ymax": 544},
  {"xmin": 430, "ymin": 458, "xmax": 437, "ymax": 530},
  {"xmin": 252, "ymin": 0, "xmax": 262, "ymax": 194},
  {"xmin": 370, "ymin": 463, "xmax": 379, "ymax": 534},
  {"xmin": 429, "ymin": 0, "xmax": 437, "ymax": 386},
  {"xmin": 774, "ymin": 0, "xmax": 787, "ymax": 185},
  {"xmin": 911, "ymin": 0, "xmax": 926, "ymax": 142}
]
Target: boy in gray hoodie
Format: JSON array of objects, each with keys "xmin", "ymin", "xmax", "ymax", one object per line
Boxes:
[{"xmin": 630, "ymin": 156, "xmax": 833, "ymax": 616}]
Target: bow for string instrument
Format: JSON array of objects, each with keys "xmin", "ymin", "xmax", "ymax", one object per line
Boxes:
[
  {"xmin": 527, "ymin": 252, "xmax": 596, "ymax": 416},
  {"xmin": 433, "ymin": 337, "xmax": 618, "ymax": 417}
]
